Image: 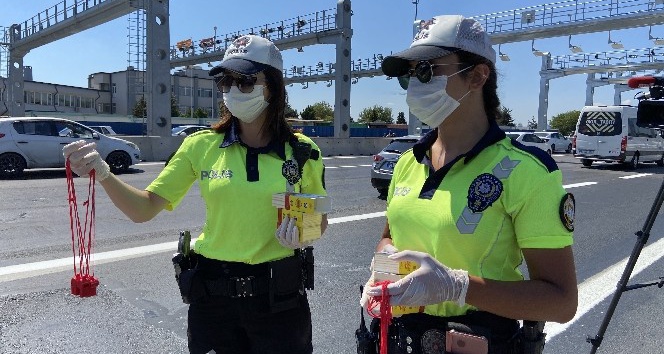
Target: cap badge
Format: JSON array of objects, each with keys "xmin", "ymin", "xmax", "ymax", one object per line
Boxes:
[
  {"xmin": 414, "ymin": 18, "xmax": 436, "ymax": 42},
  {"xmin": 467, "ymin": 173, "xmax": 503, "ymax": 213}
]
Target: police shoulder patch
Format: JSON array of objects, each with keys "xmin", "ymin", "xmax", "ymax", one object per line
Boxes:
[
  {"xmin": 467, "ymin": 173, "xmax": 503, "ymax": 213},
  {"xmin": 559, "ymin": 193, "xmax": 575, "ymax": 232}
]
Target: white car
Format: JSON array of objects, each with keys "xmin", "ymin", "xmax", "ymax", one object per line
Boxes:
[
  {"xmin": 88, "ymin": 125, "xmax": 118, "ymax": 136},
  {"xmin": 0, "ymin": 117, "xmax": 141, "ymax": 178},
  {"xmin": 506, "ymin": 132, "xmax": 552, "ymax": 155},
  {"xmin": 534, "ymin": 131, "xmax": 572, "ymax": 153}
]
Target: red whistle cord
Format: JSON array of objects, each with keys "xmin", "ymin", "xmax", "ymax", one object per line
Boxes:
[
  {"xmin": 66, "ymin": 159, "xmax": 99, "ymax": 297},
  {"xmin": 367, "ymin": 280, "xmax": 392, "ymax": 354}
]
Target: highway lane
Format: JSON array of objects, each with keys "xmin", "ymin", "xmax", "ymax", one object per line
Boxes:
[{"xmin": 2, "ymin": 154, "xmax": 664, "ymax": 353}]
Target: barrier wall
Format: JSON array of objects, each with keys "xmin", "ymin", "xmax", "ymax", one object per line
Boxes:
[{"xmin": 120, "ymin": 135, "xmax": 392, "ymax": 161}]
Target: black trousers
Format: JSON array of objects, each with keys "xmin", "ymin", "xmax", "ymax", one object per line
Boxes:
[
  {"xmin": 187, "ymin": 293, "xmax": 312, "ymax": 354},
  {"xmin": 186, "ymin": 256, "xmax": 312, "ymax": 354}
]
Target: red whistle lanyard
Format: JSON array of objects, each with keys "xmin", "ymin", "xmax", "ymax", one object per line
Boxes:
[
  {"xmin": 368, "ymin": 280, "xmax": 393, "ymax": 354},
  {"xmin": 66, "ymin": 159, "xmax": 99, "ymax": 297}
]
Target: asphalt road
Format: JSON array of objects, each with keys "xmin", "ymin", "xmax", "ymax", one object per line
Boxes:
[{"xmin": 2, "ymin": 153, "xmax": 664, "ymax": 353}]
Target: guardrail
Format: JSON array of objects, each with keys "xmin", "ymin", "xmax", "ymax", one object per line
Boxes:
[
  {"xmin": 15, "ymin": 0, "xmax": 110, "ymax": 39},
  {"xmin": 170, "ymin": 7, "xmax": 336, "ymax": 61},
  {"xmin": 471, "ymin": 0, "xmax": 662, "ymax": 34}
]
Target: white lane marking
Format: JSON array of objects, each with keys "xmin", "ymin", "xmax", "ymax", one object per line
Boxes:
[
  {"xmin": 546, "ymin": 235, "xmax": 664, "ymax": 339},
  {"xmin": 136, "ymin": 162, "xmax": 165, "ymax": 166},
  {"xmin": 563, "ymin": 182, "xmax": 598, "ymax": 188},
  {"xmin": 0, "ymin": 242, "xmax": 177, "ymax": 282},
  {"xmin": 619, "ymin": 173, "xmax": 653, "ymax": 179},
  {"xmin": 0, "ymin": 212, "xmax": 386, "ymax": 282},
  {"xmin": 328, "ymin": 211, "xmax": 385, "ymax": 225}
]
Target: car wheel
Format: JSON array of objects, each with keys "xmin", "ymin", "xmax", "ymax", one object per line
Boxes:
[
  {"xmin": 581, "ymin": 159, "xmax": 593, "ymax": 167},
  {"xmin": 0, "ymin": 152, "xmax": 26, "ymax": 178},
  {"xmin": 566, "ymin": 144, "xmax": 572, "ymax": 153},
  {"xmin": 657, "ymin": 155, "xmax": 664, "ymax": 167},
  {"xmin": 626, "ymin": 153, "xmax": 639, "ymax": 170},
  {"xmin": 106, "ymin": 151, "xmax": 132, "ymax": 174},
  {"xmin": 551, "ymin": 144, "xmax": 556, "ymax": 153}
]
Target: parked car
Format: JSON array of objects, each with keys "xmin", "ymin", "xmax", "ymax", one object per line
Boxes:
[
  {"xmin": 371, "ymin": 135, "xmax": 421, "ymax": 196},
  {"xmin": 88, "ymin": 125, "xmax": 118, "ymax": 136},
  {"xmin": 534, "ymin": 131, "xmax": 572, "ymax": 153},
  {"xmin": 506, "ymin": 132, "xmax": 552, "ymax": 155},
  {"xmin": 574, "ymin": 105, "xmax": 664, "ymax": 169},
  {"xmin": 0, "ymin": 117, "xmax": 141, "ymax": 178},
  {"xmin": 171, "ymin": 125, "xmax": 209, "ymax": 136}
]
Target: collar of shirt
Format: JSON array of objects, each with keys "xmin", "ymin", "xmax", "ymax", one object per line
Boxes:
[
  {"xmin": 219, "ymin": 119, "xmax": 287, "ymax": 160},
  {"xmin": 412, "ymin": 119, "xmax": 506, "ymax": 167}
]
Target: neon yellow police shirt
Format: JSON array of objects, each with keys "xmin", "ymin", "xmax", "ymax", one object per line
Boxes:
[
  {"xmin": 145, "ymin": 125, "xmax": 326, "ymax": 264},
  {"xmin": 386, "ymin": 122, "xmax": 574, "ymax": 318}
]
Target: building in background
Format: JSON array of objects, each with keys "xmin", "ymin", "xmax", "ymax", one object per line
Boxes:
[{"xmin": 0, "ymin": 65, "xmax": 219, "ymax": 119}]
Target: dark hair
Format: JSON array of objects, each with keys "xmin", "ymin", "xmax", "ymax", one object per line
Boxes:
[
  {"xmin": 212, "ymin": 66, "xmax": 294, "ymax": 143},
  {"xmin": 456, "ymin": 51, "xmax": 500, "ymax": 121}
]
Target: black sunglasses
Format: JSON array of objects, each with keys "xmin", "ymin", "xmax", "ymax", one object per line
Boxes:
[
  {"xmin": 214, "ymin": 75, "xmax": 259, "ymax": 93},
  {"xmin": 397, "ymin": 61, "xmax": 469, "ymax": 90}
]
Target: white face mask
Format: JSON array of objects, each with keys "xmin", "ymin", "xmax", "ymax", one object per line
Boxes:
[
  {"xmin": 223, "ymin": 85, "xmax": 269, "ymax": 123},
  {"xmin": 406, "ymin": 68, "xmax": 471, "ymax": 128}
]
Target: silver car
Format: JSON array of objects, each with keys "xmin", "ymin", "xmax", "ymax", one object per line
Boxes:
[
  {"xmin": 370, "ymin": 135, "xmax": 421, "ymax": 196},
  {"xmin": 0, "ymin": 117, "xmax": 141, "ymax": 178}
]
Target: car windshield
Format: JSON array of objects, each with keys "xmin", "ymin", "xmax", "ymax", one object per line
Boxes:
[
  {"xmin": 171, "ymin": 126, "xmax": 188, "ymax": 135},
  {"xmin": 383, "ymin": 139, "xmax": 417, "ymax": 154},
  {"xmin": 534, "ymin": 132, "xmax": 548, "ymax": 138}
]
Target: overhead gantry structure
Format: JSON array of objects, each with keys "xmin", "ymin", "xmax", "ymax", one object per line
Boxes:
[
  {"xmin": 4, "ymin": 0, "xmax": 664, "ymax": 136},
  {"xmin": 3, "ymin": 0, "xmax": 172, "ymax": 136}
]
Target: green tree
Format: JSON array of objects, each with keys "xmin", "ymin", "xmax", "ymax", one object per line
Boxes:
[
  {"xmin": 193, "ymin": 107, "xmax": 208, "ymax": 118},
  {"xmin": 396, "ymin": 111, "xmax": 406, "ymax": 124},
  {"xmin": 171, "ymin": 95, "xmax": 180, "ymax": 117},
  {"xmin": 358, "ymin": 105, "xmax": 394, "ymax": 124},
  {"xmin": 285, "ymin": 102, "xmax": 298, "ymax": 119},
  {"xmin": 550, "ymin": 110, "xmax": 581, "ymax": 136},
  {"xmin": 527, "ymin": 116, "xmax": 538, "ymax": 130},
  {"xmin": 300, "ymin": 101, "xmax": 334, "ymax": 121},
  {"xmin": 133, "ymin": 96, "xmax": 147, "ymax": 118},
  {"xmin": 496, "ymin": 105, "xmax": 515, "ymax": 127}
]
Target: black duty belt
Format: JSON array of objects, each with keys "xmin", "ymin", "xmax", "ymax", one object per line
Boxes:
[
  {"xmin": 204, "ymin": 275, "xmax": 270, "ymax": 298},
  {"xmin": 195, "ymin": 254, "xmax": 301, "ymax": 299}
]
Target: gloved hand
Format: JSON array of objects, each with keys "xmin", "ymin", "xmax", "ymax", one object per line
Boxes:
[
  {"xmin": 275, "ymin": 215, "xmax": 312, "ymax": 249},
  {"xmin": 359, "ymin": 243, "xmax": 399, "ymax": 316},
  {"xmin": 62, "ymin": 140, "xmax": 111, "ymax": 181},
  {"xmin": 365, "ymin": 250, "xmax": 469, "ymax": 307}
]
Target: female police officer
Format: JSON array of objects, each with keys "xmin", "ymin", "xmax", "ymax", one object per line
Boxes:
[
  {"xmin": 361, "ymin": 15, "xmax": 578, "ymax": 353},
  {"xmin": 63, "ymin": 35, "xmax": 326, "ymax": 354}
]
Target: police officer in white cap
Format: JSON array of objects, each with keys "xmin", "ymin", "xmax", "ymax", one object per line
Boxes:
[{"xmin": 360, "ymin": 15, "xmax": 578, "ymax": 354}]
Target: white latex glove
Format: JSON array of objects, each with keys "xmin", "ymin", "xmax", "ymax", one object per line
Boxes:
[
  {"xmin": 62, "ymin": 140, "xmax": 111, "ymax": 181},
  {"xmin": 365, "ymin": 250, "xmax": 469, "ymax": 307},
  {"xmin": 275, "ymin": 215, "xmax": 311, "ymax": 249},
  {"xmin": 359, "ymin": 243, "xmax": 399, "ymax": 315}
]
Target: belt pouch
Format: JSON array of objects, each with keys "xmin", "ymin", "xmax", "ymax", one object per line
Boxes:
[{"xmin": 269, "ymin": 255, "xmax": 302, "ymax": 313}]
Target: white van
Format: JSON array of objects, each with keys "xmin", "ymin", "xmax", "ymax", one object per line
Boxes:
[
  {"xmin": 573, "ymin": 105, "xmax": 664, "ymax": 169},
  {"xmin": 0, "ymin": 117, "xmax": 141, "ymax": 177}
]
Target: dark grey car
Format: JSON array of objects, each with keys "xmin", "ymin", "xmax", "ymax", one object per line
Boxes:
[{"xmin": 370, "ymin": 135, "xmax": 420, "ymax": 196}]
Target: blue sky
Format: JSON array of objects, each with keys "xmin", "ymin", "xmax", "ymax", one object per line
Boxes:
[{"xmin": 3, "ymin": 0, "xmax": 663, "ymax": 126}]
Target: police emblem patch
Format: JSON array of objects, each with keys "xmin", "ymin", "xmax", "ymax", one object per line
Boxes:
[
  {"xmin": 560, "ymin": 193, "xmax": 575, "ymax": 231},
  {"xmin": 282, "ymin": 160, "xmax": 300, "ymax": 185},
  {"xmin": 467, "ymin": 173, "xmax": 503, "ymax": 213},
  {"xmin": 421, "ymin": 329, "xmax": 446, "ymax": 354}
]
